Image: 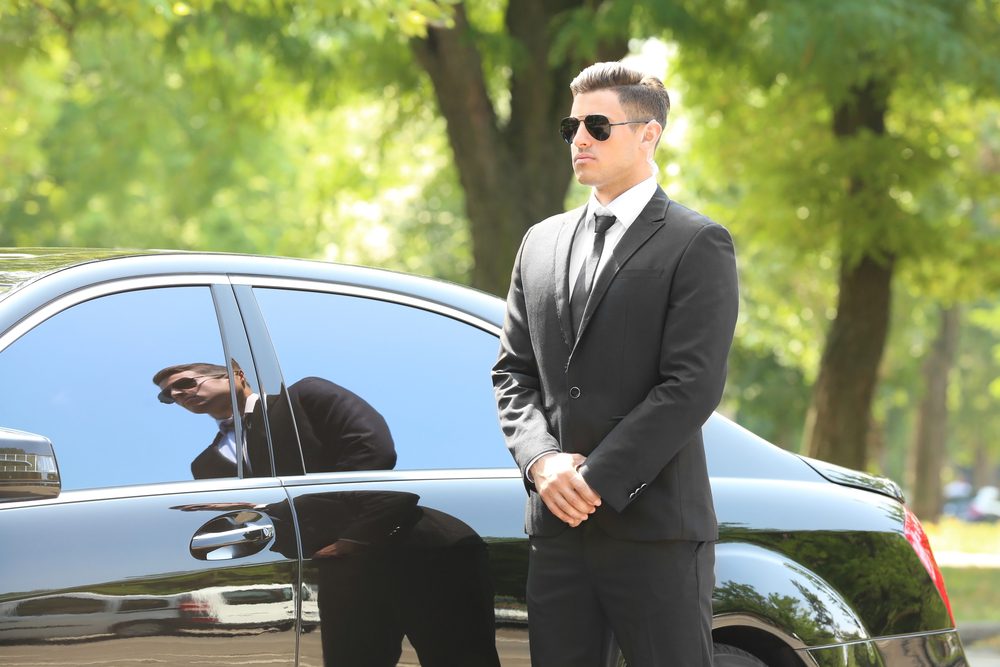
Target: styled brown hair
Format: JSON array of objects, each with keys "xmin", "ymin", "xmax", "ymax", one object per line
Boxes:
[
  {"xmin": 152, "ymin": 362, "xmax": 227, "ymax": 386},
  {"xmin": 569, "ymin": 61, "xmax": 670, "ymax": 129}
]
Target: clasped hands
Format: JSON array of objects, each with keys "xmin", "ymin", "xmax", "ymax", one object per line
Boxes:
[{"xmin": 530, "ymin": 452, "xmax": 601, "ymax": 527}]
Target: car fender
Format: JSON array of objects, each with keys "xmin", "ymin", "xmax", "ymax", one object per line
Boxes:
[{"xmin": 714, "ymin": 541, "xmax": 869, "ymax": 648}]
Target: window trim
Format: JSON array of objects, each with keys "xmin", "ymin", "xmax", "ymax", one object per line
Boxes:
[
  {"xmin": 229, "ymin": 275, "xmax": 502, "ymax": 338},
  {"xmin": 0, "ymin": 275, "xmax": 228, "ymax": 355},
  {"xmin": 0, "ymin": 275, "xmax": 250, "ymax": 492},
  {"xmin": 238, "ymin": 275, "xmax": 511, "ymax": 475}
]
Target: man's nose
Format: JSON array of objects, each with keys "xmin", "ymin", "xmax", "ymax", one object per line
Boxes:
[{"xmin": 574, "ymin": 122, "xmax": 593, "ymax": 146}]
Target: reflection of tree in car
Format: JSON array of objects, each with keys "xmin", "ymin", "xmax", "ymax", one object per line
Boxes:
[{"xmin": 720, "ymin": 529, "xmax": 953, "ymax": 639}]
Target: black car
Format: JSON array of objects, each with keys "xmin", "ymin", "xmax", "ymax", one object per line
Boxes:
[{"xmin": 0, "ymin": 249, "xmax": 964, "ymax": 666}]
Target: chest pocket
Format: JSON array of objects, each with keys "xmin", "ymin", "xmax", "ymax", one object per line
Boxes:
[{"xmin": 617, "ymin": 268, "xmax": 663, "ymax": 279}]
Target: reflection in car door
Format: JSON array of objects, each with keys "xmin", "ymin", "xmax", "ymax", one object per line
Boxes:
[
  {"xmin": 0, "ymin": 282, "xmax": 300, "ymax": 666},
  {"xmin": 241, "ymin": 281, "xmax": 533, "ymax": 665},
  {"xmin": 0, "ymin": 486, "xmax": 298, "ymax": 665}
]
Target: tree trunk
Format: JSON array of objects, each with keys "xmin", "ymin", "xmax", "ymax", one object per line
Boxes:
[
  {"xmin": 411, "ymin": 0, "xmax": 625, "ymax": 295},
  {"xmin": 909, "ymin": 306, "xmax": 961, "ymax": 520},
  {"xmin": 805, "ymin": 80, "xmax": 894, "ymax": 470},
  {"xmin": 972, "ymin": 441, "xmax": 993, "ymax": 490},
  {"xmin": 806, "ymin": 254, "xmax": 894, "ymax": 469}
]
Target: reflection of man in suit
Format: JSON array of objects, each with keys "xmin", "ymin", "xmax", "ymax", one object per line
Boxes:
[
  {"xmin": 492, "ymin": 62, "xmax": 739, "ymax": 667},
  {"xmin": 154, "ymin": 363, "xmax": 396, "ymax": 480},
  {"xmin": 153, "ymin": 362, "xmax": 265, "ymax": 479},
  {"xmin": 287, "ymin": 492, "xmax": 500, "ymax": 667}
]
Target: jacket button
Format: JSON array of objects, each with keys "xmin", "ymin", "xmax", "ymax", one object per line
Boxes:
[{"xmin": 569, "ymin": 386, "xmax": 581, "ymax": 399}]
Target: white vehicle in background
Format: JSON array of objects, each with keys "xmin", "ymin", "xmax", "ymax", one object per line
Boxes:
[
  {"xmin": 185, "ymin": 584, "xmax": 297, "ymax": 631},
  {"xmin": 0, "ymin": 592, "xmax": 183, "ymax": 642},
  {"xmin": 968, "ymin": 486, "xmax": 1000, "ymax": 522}
]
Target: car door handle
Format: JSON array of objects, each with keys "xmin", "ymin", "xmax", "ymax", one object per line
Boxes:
[{"xmin": 190, "ymin": 512, "xmax": 275, "ymax": 561}]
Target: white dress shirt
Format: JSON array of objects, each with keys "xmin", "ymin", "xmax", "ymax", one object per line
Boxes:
[
  {"xmin": 527, "ymin": 177, "xmax": 659, "ymax": 482},
  {"xmin": 213, "ymin": 393, "xmax": 259, "ymax": 465},
  {"xmin": 568, "ymin": 176, "xmax": 658, "ymax": 284}
]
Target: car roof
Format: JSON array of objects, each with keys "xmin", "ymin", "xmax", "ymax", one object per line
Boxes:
[
  {"xmin": 0, "ymin": 248, "xmax": 506, "ymax": 331},
  {"xmin": 0, "ymin": 248, "xmax": 156, "ymax": 296}
]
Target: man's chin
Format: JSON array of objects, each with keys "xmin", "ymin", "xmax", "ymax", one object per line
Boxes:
[{"xmin": 573, "ymin": 167, "xmax": 595, "ymax": 186}]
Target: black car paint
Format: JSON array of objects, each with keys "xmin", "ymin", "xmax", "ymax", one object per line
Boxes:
[{"xmin": 0, "ymin": 250, "xmax": 964, "ymax": 666}]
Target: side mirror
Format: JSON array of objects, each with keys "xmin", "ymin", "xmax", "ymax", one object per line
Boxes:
[{"xmin": 0, "ymin": 427, "xmax": 61, "ymax": 502}]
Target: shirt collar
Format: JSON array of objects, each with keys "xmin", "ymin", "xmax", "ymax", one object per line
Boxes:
[
  {"xmin": 585, "ymin": 176, "xmax": 658, "ymax": 231},
  {"xmin": 215, "ymin": 393, "xmax": 260, "ymax": 430}
]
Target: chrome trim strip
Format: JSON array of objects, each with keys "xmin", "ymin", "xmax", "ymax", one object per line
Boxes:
[
  {"xmin": 0, "ymin": 476, "xmax": 282, "ymax": 509},
  {"xmin": 229, "ymin": 274, "xmax": 503, "ymax": 336},
  {"xmin": 0, "ymin": 274, "xmax": 228, "ymax": 354},
  {"xmin": 3, "ymin": 468, "xmax": 525, "ymax": 509},
  {"xmin": 800, "ymin": 627, "xmax": 959, "ymax": 652},
  {"xmin": 278, "ymin": 467, "xmax": 522, "ymax": 487}
]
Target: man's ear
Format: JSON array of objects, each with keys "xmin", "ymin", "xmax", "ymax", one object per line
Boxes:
[{"xmin": 643, "ymin": 120, "xmax": 663, "ymax": 146}]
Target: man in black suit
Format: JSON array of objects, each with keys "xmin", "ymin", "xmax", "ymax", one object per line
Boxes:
[
  {"xmin": 153, "ymin": 363, "xmax": 395, "ymax": 479},
  {"xmin": 153, "ymin": 362, "xmax": 266, "ymax": 479},
  {"xmin": 492, "ymin": 62, "xmax": 739, "ymax": 666}
]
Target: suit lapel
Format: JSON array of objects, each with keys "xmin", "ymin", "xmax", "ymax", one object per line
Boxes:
[
  {"xmin": 574, "ymin": 188, "xmax": 670, "ymax": 344},
  {"xmin": 554, "ymin": 206, "xmax": 587, "ymax": 349}
]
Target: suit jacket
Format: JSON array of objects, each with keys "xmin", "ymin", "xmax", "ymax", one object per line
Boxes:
[
  {"xmin": 192, "ymin": 377, "xmax": 396, "ymax": 479},
  {"xmin": 190, "ymin": 434, "xmax": 238, "ymax": 480},
  {"xmin": 190, "ymin": 402, "xmax": 270, "ymax": 480},
  {"xmin": 286, "ymin": 376, "xmax": 397, "ymax": 473},
  {"xmin": 492, "ymin": 187, "xmax": 739, "ymax": 540}
]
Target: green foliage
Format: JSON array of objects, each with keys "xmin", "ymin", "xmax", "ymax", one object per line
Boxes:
[
  {"xmin": 0, "ymin": 0, "xmax": 470, "ymax": 278},
  {"xmin": 637, "ymin": 1, "xmax": 1000, "ymax": 471}
]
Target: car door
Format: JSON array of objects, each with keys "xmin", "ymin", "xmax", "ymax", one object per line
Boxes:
[
  {"xmin": 235, "ymin": 278, "xmax": 533, "ymax": 666},
  {"xmin": 0, "ymin": 280, "xmax": 299, "ymax": 666}
]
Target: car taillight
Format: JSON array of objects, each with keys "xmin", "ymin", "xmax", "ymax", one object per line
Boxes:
[
  {"xmin": 903, "ymin": 506, "xmax": 955, "ymax": 626},
  {"xmin": 179, "ymin": 598, "xmax": 216, "ymax": 623}
]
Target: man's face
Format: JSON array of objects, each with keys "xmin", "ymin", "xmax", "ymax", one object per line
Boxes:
[
  {"xmin": 567, "ymin": 90, "xmax": 655, "ymax": 202},
  {"xmin": 158, "ymin": 370, "xmax": 232, "ymax": 416}
]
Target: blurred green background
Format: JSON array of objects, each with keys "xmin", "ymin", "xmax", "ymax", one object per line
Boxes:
[{"xmin": 1, "ymin": 0, "xmax": 999, "ymax": 620}]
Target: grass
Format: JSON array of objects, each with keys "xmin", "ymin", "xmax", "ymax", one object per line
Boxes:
[
  {"xmin": 922, "ymin": 519, "xmax": 1000, "ymax": 625},
  {"xmin": 924, "ymin": 517, "xmax": 1000, "ymax": 555},
  {"xmin": 941, "ymin": 567, "xmax": 1000, "ymax": 624}
]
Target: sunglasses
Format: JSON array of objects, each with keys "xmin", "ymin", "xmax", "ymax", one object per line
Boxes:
[
  {"xmin": 158, "ymin": 374, "xmax": 227, "ymax": 404},
  {"xmin": 559, "ymin": 115, "xmax": 652, "ymax": 144}
]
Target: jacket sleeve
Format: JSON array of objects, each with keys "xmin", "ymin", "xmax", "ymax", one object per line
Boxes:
[
  {"xmin": 580, "ymin": 222, "xmax": 739, "ymax": 512},
  {"xmin": 492, "ymin": 228, "xmax": 560, "ymax": 485}
]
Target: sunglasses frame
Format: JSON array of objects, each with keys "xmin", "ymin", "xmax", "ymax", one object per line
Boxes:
[
  {"xmin": 559, "ymin": 114, "xmax": 653, "ymax": 144},
  {"xmin": 158, "ymin": 373, "xmax": 228, "ymax": 404}
]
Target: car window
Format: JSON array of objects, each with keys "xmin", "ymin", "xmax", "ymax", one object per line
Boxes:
[
  {"xmin": 0, "ymin": 287, "xmax": 239, "ymax": 490},
  {"xmin": 253, "ymin": 288, "xmax": 509, "ymax": 471},
  {"xmin": 17, "ymin": 596, "xmax": 107, "ymax": 616}
]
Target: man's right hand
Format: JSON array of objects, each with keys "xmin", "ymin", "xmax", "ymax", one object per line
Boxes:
[{"xmin": 530, "ymin": 452, "xmax": 602, "ymax": 527}]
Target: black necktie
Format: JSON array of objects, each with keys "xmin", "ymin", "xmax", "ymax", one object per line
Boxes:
[{"xmin": 570, "ymin": 214, "xmax": 616, "ymax": 338}]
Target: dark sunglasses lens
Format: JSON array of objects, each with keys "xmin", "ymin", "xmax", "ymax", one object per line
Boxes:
[
  {"xmin": 559, "ymin": 117, "xmax": 580, "ymax": 144},
  {"xmin": 158, "ymin": 376, "xmax": 199, "ymax": 404},
  {"xmin": 583, "ymin": 115, "xmax": 612, "ymax": 140},
  {"xmin": 559, "ymin": 115, "xmax": 613, "ymax": 143}
]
